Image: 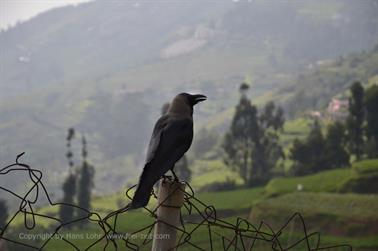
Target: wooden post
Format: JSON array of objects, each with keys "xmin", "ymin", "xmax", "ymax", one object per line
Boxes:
[{"xmin": 152, "ymin": 180, "xmax": 186, "ymax": 251}]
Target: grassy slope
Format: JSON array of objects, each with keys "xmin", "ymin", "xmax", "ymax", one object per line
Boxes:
[
  {"xmin": 248, "ymin": 159, "xmax": 378, "ymax": 250},
  {"xmin": 265, "ymin": 159, "xmax": 378, "ymax": 196},
  {"xmin": 190, "ymin": 159, "xmax": 243, "ymax": 188},
  {"xmin": 250, "ymin": 192, "xmax": 378, "ymax": 250}
]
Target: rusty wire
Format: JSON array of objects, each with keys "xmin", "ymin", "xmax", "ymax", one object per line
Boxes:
[{"xmin": 0, "ymin": 153, "xmax": 352, "ymax": 250}]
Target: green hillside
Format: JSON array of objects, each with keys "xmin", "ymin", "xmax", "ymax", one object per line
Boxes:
[
  {"xmin": 1, "ymin": 0, "xmax": 378, "ymax": 197},
  {"xmin": 265, "ymin": 159, "xmax": 378, "ymax": 196}
]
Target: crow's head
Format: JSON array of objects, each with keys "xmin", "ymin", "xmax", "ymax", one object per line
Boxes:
[
  {"xmin": 168, "ymin": 93, "xmax": 206, "ymax": 116},
  {"xmin": 178, "ymin": 93, "xmax": 207, "ymax": 107}
]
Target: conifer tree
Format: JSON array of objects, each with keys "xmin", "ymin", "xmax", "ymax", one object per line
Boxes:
[
  {"xmin": 59, "ymin": 128, "xmax": 77, "ymax": 226},
  {"xmin": 364, "ymin": 84, "xmax": 378, "ymax": 157},
  {"xmin": 346, "ymin": 82, "xmax": 365, "ymax": 160},
  {"xmin": 77, "ymin": 136, "xmax": 95, "ymax": 221},
  {"xmin": 325, "ymin": 122, "xmax": 349, "ymax": 168}
]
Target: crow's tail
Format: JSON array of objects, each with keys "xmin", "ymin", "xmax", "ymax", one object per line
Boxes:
[{"xmin": 131, "ymin": 170, "xmax": 156, "ymax": 209}]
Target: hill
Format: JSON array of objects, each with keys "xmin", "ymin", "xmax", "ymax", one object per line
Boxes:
[
  {"xmin": 1, "ymin": 0, "xmax": 378, "ymax": 197},
  {"xmin": 279, "ymin": 44, "xmax": 378, "ymax": 117}
]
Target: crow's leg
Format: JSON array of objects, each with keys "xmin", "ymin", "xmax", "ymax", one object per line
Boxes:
[{"xmin": 170, "ymin": 169, "xmax": 179, "ymax": 182}]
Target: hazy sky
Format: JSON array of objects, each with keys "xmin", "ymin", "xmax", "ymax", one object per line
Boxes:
[{"xmin": 0, "ymin": 0, "xmax": 92, "ymax": 30}]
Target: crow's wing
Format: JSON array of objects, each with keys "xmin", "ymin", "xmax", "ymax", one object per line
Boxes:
[
  {"xmin": 145, "ymin": 114, "xmax": 169, "ymax": 163},
  {"xmin": 145, "ymin": 115, "xmax": 193, "ymax": 166},
  {"xmin": 131, "ymin": 115, "xmax": 193, "ymax": 208}
]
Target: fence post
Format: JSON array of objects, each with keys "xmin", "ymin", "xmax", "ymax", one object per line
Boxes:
[{"xmin": 152, "ymin": 180, "xmax": 186, "ymax": 251}]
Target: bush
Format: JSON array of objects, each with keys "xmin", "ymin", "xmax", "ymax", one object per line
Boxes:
[
  {"xmin": 337, "ymin": 159, "xmax": 378, "ymax": 194},
  {"xmin": 338, "ymin": 173, "xmax": 378, "ymax": 194}
]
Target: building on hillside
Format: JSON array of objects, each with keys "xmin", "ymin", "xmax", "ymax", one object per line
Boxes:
[{"xmin": 326, "ymin": 98, "xmax": 349, "ymax": 121}]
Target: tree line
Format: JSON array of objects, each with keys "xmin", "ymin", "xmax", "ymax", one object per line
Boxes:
[
  {"xmin": 290, "ymin": 82, "xmax": 378, "ymax": 176},
  {"xmin": 222, "ymin": 81, "xmax": 378, "ymax": 185}
]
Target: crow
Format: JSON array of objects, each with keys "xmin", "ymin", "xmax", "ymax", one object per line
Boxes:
[{"xmin": 131, "ymin": 93, "xmax": 206, "ymax": 209}]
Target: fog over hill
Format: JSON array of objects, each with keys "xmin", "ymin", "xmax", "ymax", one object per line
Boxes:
[{"xmin": 0, "ymin": 0, "xmax": 377, "ymax": 200}]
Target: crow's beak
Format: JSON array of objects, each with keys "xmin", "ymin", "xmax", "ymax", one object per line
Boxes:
[{"xmin": 192, "ymin": 94, "xmax": 207, "ymax": 105}]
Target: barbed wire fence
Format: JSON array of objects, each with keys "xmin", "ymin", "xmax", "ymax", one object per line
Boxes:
[{"xmin": 0, "ymin": 153, "xmax": 352, "ymax": 250}]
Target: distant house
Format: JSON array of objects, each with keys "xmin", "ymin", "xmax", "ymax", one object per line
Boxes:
[{"xmin": 326, "ymin": 98, "xmax": 349, "ymax": 120}]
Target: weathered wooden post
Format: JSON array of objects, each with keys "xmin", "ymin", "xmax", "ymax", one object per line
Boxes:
[{"xmin": 152, "ymin": 180, "xmax": 186, "ymax": 251}]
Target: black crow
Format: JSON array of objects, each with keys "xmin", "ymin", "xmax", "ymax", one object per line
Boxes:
[{"xmin": 131, "ymin": 93, "xmax": 206, "ymax": 209}]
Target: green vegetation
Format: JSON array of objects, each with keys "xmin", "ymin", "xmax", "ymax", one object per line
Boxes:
[
  {"xmin": 266, "ymin": 168, "xmax": 353, "ymax": 196},
  {"xmin": 196, "ymin": 187, "xmax": 264, "ymax": 210},
  {"xmin": 288, "ymin": 81, "xmax": 378, "ymax": 176},
  {"xmin": 250, "ymin": 192, "xmax": 378, "ymax": 235},
  {"xmin": 249, "ymin": 192, "xmax": 378, "ymax": 250},
  {"xmin": 185, "ymin": 159, "xmax": 243, "ymax": 191},
  {"xmin": 265, "ymin": 159, "xmax": 378, "ymax": 196},
  {"xmin": 280, "ymin": 118, "xmax": 311, "ymax": 145},
  {"xmin": 289, "ymin": 119, "xmax": 350, "ymax": 175},
  {"xmin": 338, "ymin": 159, "xmax": 378, "ymax": 194},
  {"xmin": 352, "ymin": 159, "xmax": 378, "ymax": 173}
]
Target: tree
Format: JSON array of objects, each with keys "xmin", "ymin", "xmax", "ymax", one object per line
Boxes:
[
  {"xmin": 260, "ymin": 101, "xmax": 285, "ymax": 131},
  {"xmin": 60, "ymin": 173, "xmax": 77, "ymax": 225},
  {"xmin": 307, "ymin": 120, "xmax": 328, "ymax": 172},
  {"xmin": 77, "ymin": 136, "xmax": 95, "ymax": 221},
  {"xmin": 290, "ymin": 138, "xmax": 311, "ymax": 175},
  {"xmin": 346, "ymin": 81, "xmax": 365, "ymax": 160},
  {"xmin": 290, "ymin": 120, "xmax": 327, "ymax": 175},
  {"xmin": 59, "ymin": 128, "xmax": 77, "ymax": 226},
  {"xmin": 325, "ymin": 122, "xmax": 349, "ymax": 168},
  {"xmin": 0, "ymin": 199, "xmax": 8, "ymax": 230},
  {"xmin": 252, "ymin": 101, "xmax": 285, "ymax": 182},
  {"xmin": 364, "ymin": 84, "xmax": 378, "ymax": 157},
  {"xmin": 223, "ymin": 84, "xmax": 285, "ymax": 186},
  {"xmin": 290, "ymin": 119, "xmax": 350, "ymax": 175},
  {"xmin": 223, "ymin": 96, "xmax": 258, "ymax": 184}
]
